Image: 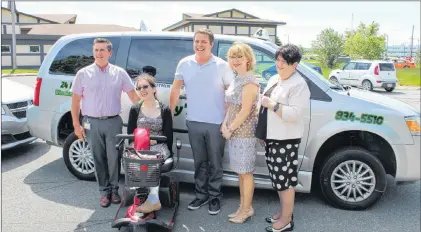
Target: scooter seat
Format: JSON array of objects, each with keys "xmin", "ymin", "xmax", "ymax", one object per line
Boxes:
[{"xmin": 160, "ymin": 157, "xmax": 173, "ymax": 173}]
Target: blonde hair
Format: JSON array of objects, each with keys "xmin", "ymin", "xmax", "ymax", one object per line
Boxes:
[{"xmin": 227, "ymin": 42, "xmax": 256, "ymax": 72}]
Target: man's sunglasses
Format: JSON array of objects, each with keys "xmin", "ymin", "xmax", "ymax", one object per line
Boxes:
[{"xmin": 136, "ymin": 85, "xmax": 150, "ymax": 90}]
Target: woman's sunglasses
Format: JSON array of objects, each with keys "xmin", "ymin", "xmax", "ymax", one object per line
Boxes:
[{"xmin": 136, "ymin": 85, "xmax": 150, "ymax": 91}]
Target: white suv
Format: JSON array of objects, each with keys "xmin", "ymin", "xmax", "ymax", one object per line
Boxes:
[{"xmin": 329, "ymin": 60, "xmax": 398, "ymax": 92}]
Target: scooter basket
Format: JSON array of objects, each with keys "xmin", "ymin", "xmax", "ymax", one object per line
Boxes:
[{"xmin": 123, "ymin": 150, "xmax": 164, "ymax": 188}]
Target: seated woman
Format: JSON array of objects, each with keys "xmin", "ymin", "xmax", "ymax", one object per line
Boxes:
[{"xmin": 127, "ymin": 72, "xmax": 173, "ymax": 213}]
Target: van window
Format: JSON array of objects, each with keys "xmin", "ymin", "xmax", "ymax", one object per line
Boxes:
[
  {"xmin": 49, "ymin": 37, "xmax": 120, "ymax": 75},
  {"xmin": 355, "ymin": 62, "xmax": 371, "ymax": 70},
  {"xmin": 217, "ymin": 42, "xmax": 276, "ymax": 86},
  {"xmin": 343, "ymin": 62, "xmax": 356, "ymax": 70},
  {"xmin": 379, "ymin": 63, "xmax": 395, "ymax": 71},
  {"xmin": 126, "ymin": 39, "xmax": 193, "ymax": 83}
]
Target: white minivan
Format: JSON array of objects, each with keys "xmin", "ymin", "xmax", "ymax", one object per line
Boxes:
[
  {"xmin": 329, "ymin": 60, "xmax": 398, "ymax": 92},
  {"xmin": 27, "ymin": 32, "xmax": 420, "ymax": 210}
]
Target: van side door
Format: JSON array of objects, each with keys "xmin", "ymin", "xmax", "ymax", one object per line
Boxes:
[
  {"xmin": 340, "ymin": 62, "xmax": 356, "ymax": 85},
  {"xmin": 122, "ymin": 36, "xmax": 194, "ymax": 164}
]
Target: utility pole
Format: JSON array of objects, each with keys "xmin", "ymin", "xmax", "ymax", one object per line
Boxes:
[
  {"xmin": 9, "ymin": 0, "xmax": 17, "ymax": 69},
  {"xmin": 384, "ymin": 34, "xmax": 388, "ymax": 59},
  {"xmin": 410, "ymin": 25, "xmax": 414, "ymax": 58}
]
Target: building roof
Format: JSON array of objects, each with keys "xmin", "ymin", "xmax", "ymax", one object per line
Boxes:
[
  {"xmin": 25, "ymin": 24, "xmax": 138, "ymax": 35},
  {"xmin": 1, "ymin": 7, "xmax": 76, "ymax": 24},
  {"xmin": 32, "ymin": 14, "xmax": 77, "ymax": 24},
  {"xmin": 163, "ymin": 8, "xmax": 286, "ymax": 31}
]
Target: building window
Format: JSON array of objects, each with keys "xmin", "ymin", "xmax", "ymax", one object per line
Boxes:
[
  {"xmin": 1, "ymin": 45, "xmax": 10, "ymax": 53},
  {"xmin": 29, "ymin": 45, "xmax": 40, "ymax": 53},
  {"xmin": 223, "ymin": 26, "xmax": 235, "ymax": 34},
  {"xmin": 237, "ymin": 26, "xmax": 249, "ymax": 34},
  {"xmin": 208, "ymin": 25, "xmax": 221, "ymax": 34}
]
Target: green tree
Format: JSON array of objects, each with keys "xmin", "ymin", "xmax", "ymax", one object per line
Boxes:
[
  {"xmin": 344, "ymin": 22, "xmax": 386, "ymax": 60},
  {"xmin": 311, "ymin": 28, "xmax": 345, "ymax": 67},
  {"xmin": 298, "ymin": 45, "xmax": 305, "ymax": 55}
]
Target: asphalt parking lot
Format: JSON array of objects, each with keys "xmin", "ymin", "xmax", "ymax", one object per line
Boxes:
[{"xmin": 2, "ymin": 76, "xmax": 420, "ymax": 232}]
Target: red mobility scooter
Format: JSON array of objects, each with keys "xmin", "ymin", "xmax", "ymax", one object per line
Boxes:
[{"xmin": 112, "ymin": 128, "xmax": 182, "ymax": 232}]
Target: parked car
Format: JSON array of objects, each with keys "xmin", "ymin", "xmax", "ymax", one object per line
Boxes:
[
  {"xmin": 392, "ymin": 59, "xmax": 416, "ymax": 69},
  {"xmin": 262, "ymin": 62, "xmax": 323, "ymax": 80},
  {"xmin": 328, "ymin": 60, "xmax": 398, "ymax": 92},
  {"xmin": 1, "ymin": 78, "xmax": 37, "ymax": 150},
  {"xmin": 26, "ymin": 32, "xmax": 420, "ymax": 210}
]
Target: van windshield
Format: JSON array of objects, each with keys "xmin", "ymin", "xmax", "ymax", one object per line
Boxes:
[
  {"xmin": 299, "ymin": 62, "xmax": 343, "ymax": 90},
  {"xmin": 263, "ymin": 42, "xmax": 343, "ymax": 90}
]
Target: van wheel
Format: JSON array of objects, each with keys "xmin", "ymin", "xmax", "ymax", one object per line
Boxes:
[
  {"xmin": 329, "ymin": 76, "xmax": 339, "ymax": 85},
  {"xmin": 63, "ymin": 132, "xmax": 96, "ymax": 181},
  {"xmin": 362, "ymin": 80, "xmax": 373, "ymax": 91},
  {"xmin": 319, "ymin": 146, "xmax": 387, "ymax": 210},
  {"xmin": 385, "ymin": 87, "xmax": 394, "ymax": 92}
]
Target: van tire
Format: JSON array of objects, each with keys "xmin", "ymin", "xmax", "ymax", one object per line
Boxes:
[
  {"xmin": 63, "ymin": 132, "xmax": 96, "ymax": 181},
  {"xmin": 362, "ymin": 80, "xmax": 373, "ymax": 91},
  {"xmin": 319, "ymin": 146, "xmax": 387, "ymax": 210},
  {"xmin": 329, "ymin": 76, "xmax": 339, "ymax": 85}
]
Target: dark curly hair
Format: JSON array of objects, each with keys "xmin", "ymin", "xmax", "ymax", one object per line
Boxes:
[{"xmin": 275, "ymin": 44, "xmax": 302, "ymax": 65}]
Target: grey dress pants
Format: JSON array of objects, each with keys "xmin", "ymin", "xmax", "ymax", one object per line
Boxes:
[{"xmin": 83, "ymin": 115, "xmax": 123, "ymax": 196}]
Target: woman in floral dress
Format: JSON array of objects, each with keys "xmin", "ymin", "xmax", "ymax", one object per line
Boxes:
[{"xmin": 222, "ymin": 42, "xmax": 260, "ymax": 224}]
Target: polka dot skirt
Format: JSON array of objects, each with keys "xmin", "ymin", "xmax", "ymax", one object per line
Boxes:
[{"xmin": 265, "ymin": 139, "xmax": 300, "ymax": 191}]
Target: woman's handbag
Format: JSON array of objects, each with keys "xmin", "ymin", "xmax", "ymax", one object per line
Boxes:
[{"xmin": 255, "ymin": 84, "xmax": 277, "ymax": 140}]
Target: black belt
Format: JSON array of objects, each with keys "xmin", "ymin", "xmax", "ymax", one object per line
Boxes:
[{"xmin": 86, "ymin": 115, "xmax": 119, "ymax": 120}]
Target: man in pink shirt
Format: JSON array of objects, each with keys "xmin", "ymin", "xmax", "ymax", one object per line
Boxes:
[{"xmin": 71, "ymin": 38, "xmax": 140, "ymax": 208}]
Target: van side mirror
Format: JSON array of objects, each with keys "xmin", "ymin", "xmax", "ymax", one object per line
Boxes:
[{"xmin": 343, "ymin": 85, "xmax": 352, "ymax": 91}]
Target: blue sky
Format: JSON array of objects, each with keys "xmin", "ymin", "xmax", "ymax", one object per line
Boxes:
[{"xmin": 3, "ymin": 1, "xmax": 420, "ymax": 47}]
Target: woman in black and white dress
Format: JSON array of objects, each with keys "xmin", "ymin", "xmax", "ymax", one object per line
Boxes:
[{"xmin": 256, "ymin": 44, "xmax": 310, "ymax": 232}]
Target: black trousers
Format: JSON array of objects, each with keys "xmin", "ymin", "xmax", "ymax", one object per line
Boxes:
[{"xmin": 186, "ymin": 120, "xmax": 226, "ymax": 200}]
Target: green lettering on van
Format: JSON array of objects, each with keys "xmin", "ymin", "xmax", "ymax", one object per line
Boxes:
[
  {"xmin": 55, "ymin": 89, "xmax": 72, "ymax": 96},
  {"xmin": 335, "ymin": 110, "xmax": 384, "ymax": 125}
]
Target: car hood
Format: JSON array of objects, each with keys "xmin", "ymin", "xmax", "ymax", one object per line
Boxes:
[
  {"xmin": 347, "ymin": 88, "xmax": 419, "ymax": 116},
  {"xmin": 1, "ymin": 79, "xmax": 33, "ymax": 104}
]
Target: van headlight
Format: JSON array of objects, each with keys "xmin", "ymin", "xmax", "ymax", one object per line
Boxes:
[
  {"xmin": 1, "ymin": 106, "xmax": 5, "ymax": 115},
  {"xmin": 405, "ymin": 116, "xmax": 421, "ymax": 136}
]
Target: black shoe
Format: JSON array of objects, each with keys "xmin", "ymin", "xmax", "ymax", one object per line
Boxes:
[
  {"xmin": 265, "ymin": 220, "xmax": 294, "ymax": 232},
  {"xmin": 187, "ymin": 198, "xmax": 209, "ymax": 210},
  {"xmin": 208, "ymin": 198, "xmax": 221, "ymax": 215},
  {"xmin": 265, "ymin": 214, "xmax": 294, "ymax": 223}
]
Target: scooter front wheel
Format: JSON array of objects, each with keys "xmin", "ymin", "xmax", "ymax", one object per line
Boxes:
[{"xmin": 123, "ymin": 187, "xmax": 136, "ymax": 207}]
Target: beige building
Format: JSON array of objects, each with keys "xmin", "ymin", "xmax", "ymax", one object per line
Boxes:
[
  {"xmin": 162, "ymin": 8, "xmax": 286, "ymax": 43},
  {"xmin": 1, "ymin": 5, "xmax": 137, "ymax": 69}
]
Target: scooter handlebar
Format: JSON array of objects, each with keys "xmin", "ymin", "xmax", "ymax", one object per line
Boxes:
[
  {"xmin": 115, "ymin": 134, "xmax": 167, "ymax": 142},
  {"xmin": 115, "ymin": 134, "xmax": 168, "ymax": 150}
]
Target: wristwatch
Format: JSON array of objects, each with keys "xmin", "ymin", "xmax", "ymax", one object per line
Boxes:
[{"xmin": 273, "ymin": 103, "xmax": 280, "ymax": 112}]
